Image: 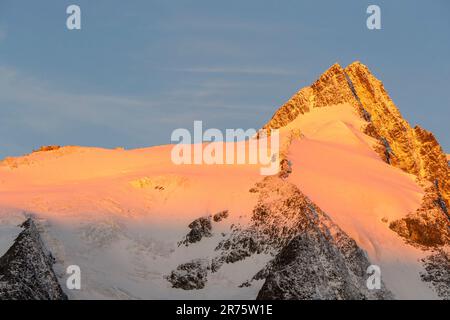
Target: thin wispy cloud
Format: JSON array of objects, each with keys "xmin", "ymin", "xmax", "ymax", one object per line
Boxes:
[
  {"xmin": 0, "ymin": 65, "xmax": 276, "ymax": 157},
  {"xmin": 0, "ymin": 65, "xmax": 169, "ymax": 152},
  {"xmin": 0, "ymin": 66, "xmax": 273, "ymax": 122},
  {"xmin": 172, "ymin": 66, "xmax": 295, "ymax": 76},
  {"xmin": 0, "ymin": 66, "xmax": 153, "ymax": 130}
]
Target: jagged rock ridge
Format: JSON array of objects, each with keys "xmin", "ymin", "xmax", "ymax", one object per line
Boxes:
[
  {"xmin": 166, "ymin": 259, "xmax": 209, "ymax": 290},
  {"xmin": 0, "ymin": 218, "xmax": 67, "ymax": 300},
  {"xmin": 264, "ymin": 61, "xmax": 449, "ymax": 247},
  {"xmin": 178, "ymin": 210, "xmax": 229, "ymax": 247},
  {"xmin": 169, "ymin": 176, "xmax": 392, "ymax": 299},
  {"xmin": 420, "ymin": 249, "xmax": 450, "ymax": 300},
  {"xmin": 243, "ymin": 176, "xmax": 391, "ymax": 299},
  {"xmin": 345, "ymin": 63, "xmax": 449, "ymax": 207}
]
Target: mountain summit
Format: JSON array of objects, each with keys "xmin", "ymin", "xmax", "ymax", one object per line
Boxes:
[
  {"xmin": 265, "ymin": 62, "xmax": 449, "ymax": 247},
  {"xmin": 266, "ymin": 62, "xmax": 448, "ymax": 202},
  {"xmin": 0, "ymin": 62, "xmax": 448, "ymax": 300}
]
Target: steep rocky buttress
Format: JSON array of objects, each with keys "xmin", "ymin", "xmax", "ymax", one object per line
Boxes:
[
  {"xmin": 1, "ymin": 61, "xmax": 448, "ymax": 300},
  {"xmin": 165, "ymin": 62, "xmax": 448, "ymax": 299},
  {"xmin": 0, "ymin": 218, "xmax": 67, "ymax": 300},
  {"xmin": 168, "ymin": 176, "xmax": 392, "ymax": 299},
  {"xmin": 264, "ymin": 61, "xmax": 450, "ymax": 248}
]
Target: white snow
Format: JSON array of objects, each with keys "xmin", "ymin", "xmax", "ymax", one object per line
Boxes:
[{"xmin": 0, "ymin": 103, "xmax": 443, "ymax": 299}]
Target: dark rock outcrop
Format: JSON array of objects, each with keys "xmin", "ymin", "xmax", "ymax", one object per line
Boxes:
[
  {"xmin": 278, "ymin": 159, "xmax": 292, "ymax": 179},
  {"xmin": 166, "ymin": 259, "xmax": 208, "ymax": 290},
  {"xmin": 213, "ymin": 176, "xmax": 392, "ymax": 299},
  {"xmin": 390, "ymin": 185, "xmax": 450, "ymax": 247},
  {"xmin": 213, "ymin": 210, "xmax": 229, "ymax": 223},
  {"xmin": 420, "ymin": 249, "xmax": 450, "ymax": 300},
  {"xmin": 180, "ymin": 217, "xmax": 212, "ymax": 246},
  {"xmin": 0, "ymin": 218, "xmax": 67, "ymax": 300},
  {"xmin": 256, "ymin": 227, "xmax": 388, "ymax": 300},
  {"xmin": 264, "ymin": 61, "xmax": 449, "ymax": 248}
]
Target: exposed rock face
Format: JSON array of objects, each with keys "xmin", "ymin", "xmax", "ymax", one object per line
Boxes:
[
  {"xmin": 0, "ymin": 219, "xmax": 67, "ymax": 300},
  {"xmin": 180, "ymin": 216, "xmax": 213, "ymax": 246},
  {"xmin": 345, "ymin": 62, "xmax": 449, "ymax": 209},
  {"xmin": 179, "ymin": 211, "xmax": 229, "ymax": 247},
  {"xmin": 264, "ymin": 61, "xmax": 449, "ymax": 247},
  {"xmin": 166, "ymin": 259, "xmax": 209, "ymax": 290},
  {"xmin": 390, "ymin": 185, "xmax": 450, "ymax": 247},
  {"xmin": 32, "ymin": 145, "xmax": 61, "ymax": 153},
  {"xmin": 213, "ymin": 210, "xmax": 229, "ymax": 222},
  {"xmin": 278, "ymin": 159, "xmax": 292, "ymax": 179},
  {"xmin": 420, "ymin": 249, "xmax": 450, "ymax": 300},
  {"xmin": 168, "ymin": 176, "xmax": 391, "ymax": 298},
  {"xmin": 212, "ymin": 176, "xmax": 391, "ymax": 299},
  {"xmin": 346, "ymin": 63, "xmax": 450, "ymax": 246},
  {"xmin": 264, "ymin": 64, "xmax": 360, "ymax": 130},
  {"xmin": 256, "ymin": 232, "xmax": 388, "ymax": 300}
]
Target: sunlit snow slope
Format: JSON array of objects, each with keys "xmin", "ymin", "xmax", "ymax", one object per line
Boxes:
[{"xmin": 0, "ymin": 62, "xmax": 447, "ymax": 299}]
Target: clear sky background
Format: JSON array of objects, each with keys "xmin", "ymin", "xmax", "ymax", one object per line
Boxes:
[{"xmin": 0, "ymin": 0, "xmax": 449, "ymax": 158}]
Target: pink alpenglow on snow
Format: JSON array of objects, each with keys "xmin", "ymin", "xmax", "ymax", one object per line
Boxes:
[{"xmin": 0, "ymin": 62, "xmax": 448, "ymax": 300}]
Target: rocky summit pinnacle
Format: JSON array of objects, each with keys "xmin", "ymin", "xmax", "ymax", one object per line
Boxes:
[
  {"xmin": 264, "ymin": 61, "xmax": 450, "ymax": 247},
  {"xmin": 0, "ymin": 219, "xmax": 67, "ymax": 300},
  {"xmin": 0, "ymin": 60, "xmax": 448, "ymax": 300}
]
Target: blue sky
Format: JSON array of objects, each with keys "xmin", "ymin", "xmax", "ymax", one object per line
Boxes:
[{"xmin": 0, "ymin": 0, "xmax": 449, "ymax": 158}]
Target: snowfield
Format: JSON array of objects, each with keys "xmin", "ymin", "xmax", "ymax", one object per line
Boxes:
[{"xmin": 0, "ymin": 103, "xmax": 445, "ymax": 299}]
